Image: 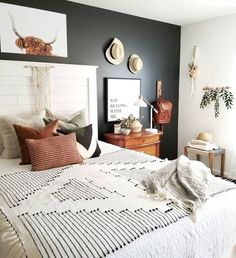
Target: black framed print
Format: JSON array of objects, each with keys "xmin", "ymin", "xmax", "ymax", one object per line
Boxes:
[{"xmin": 107, "ymin": 78, "xmax": 141, "ymax": 122}]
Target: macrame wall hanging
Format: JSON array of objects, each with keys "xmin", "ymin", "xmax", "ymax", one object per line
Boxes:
[
  {"xmin": 188, "ymin": 46, "xmax": 198, "ymax": 97},
  {"xmin": 25, "ymin": 66, "xmax": 53, "ymax": 112},
  {"xmin": 200, "ymin": 68, "xmax": 234, "ymax": 118}
]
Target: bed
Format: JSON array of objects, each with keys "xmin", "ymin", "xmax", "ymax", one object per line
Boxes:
[{"xmin": 1, "ymin": 60, "xmax": 236, "ymax": 258}]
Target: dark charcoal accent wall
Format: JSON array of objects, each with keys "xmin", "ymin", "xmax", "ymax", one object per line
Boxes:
[{"xmin": 0, "ymin": 0, "xmax": 180, "ymax": 159}]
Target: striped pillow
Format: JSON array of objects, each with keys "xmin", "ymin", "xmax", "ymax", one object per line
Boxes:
[{"xmin": 26, "ymin": 133, "xmax": 83, "ymax": 171}]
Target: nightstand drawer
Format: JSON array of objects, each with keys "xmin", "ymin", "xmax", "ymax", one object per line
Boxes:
[
  {"xmin": 124, "ymin": 134, "xmax": 160, "ymax": 147},
  {"xmin": 130, "ymin": 143, "xmax": 159, "ymax": 156},
  {"xmin": 104, "ymin": 131, "xmax": 162, "ymax": 157}
]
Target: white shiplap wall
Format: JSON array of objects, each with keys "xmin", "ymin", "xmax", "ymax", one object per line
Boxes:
[{"xmin": 0, "ymin": 60, "xmax": 98, "ymax": 137}]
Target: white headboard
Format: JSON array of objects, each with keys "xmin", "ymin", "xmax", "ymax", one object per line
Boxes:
[{"xmin": 0, "ymin": 60, "xmax": 98, "ymax": 137}]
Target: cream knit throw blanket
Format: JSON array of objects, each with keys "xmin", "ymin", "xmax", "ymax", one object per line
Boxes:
[{"xmin": 142, "ymin": 155, "xmax": 211, "ymax": 212}]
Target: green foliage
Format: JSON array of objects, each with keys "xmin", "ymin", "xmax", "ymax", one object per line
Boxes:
[
  {"xmin": 119, "ymin": 114, "xmax": 138, "ymax": 129},
  {"xmin": 200, "ymin": 88, "xmax": 234, "ymax": 118}
]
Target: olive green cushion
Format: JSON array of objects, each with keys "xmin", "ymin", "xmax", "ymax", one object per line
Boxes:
[{"xmin": 44, "ymin": 109, "xmax": 88, "ymax": 130}]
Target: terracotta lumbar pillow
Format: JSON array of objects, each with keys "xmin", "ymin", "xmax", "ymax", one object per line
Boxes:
[
  {"xmin": 13, "ymin": 120, "xmax": 59, "ymax": 164},
  {"xmin": 25, "ymin": 132, "xmax": 83, "ymax": 171}
]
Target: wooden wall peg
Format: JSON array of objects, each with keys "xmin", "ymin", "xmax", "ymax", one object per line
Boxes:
[
  {"xmin": 156, "ymin": 80, "xmax": 162, "ymax": 99},
  {"xmin": 155, "ymin": 80, "xmax": 164, "ymax": 132}
]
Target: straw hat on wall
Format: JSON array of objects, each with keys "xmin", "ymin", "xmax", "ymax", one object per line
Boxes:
[
  {"xmin": 128, "ymin": 54, "xmax": 143, "ymax": 73},
  {"xmin": 105, "ymin": 38, "xmax": 125, "ymax": 65}
]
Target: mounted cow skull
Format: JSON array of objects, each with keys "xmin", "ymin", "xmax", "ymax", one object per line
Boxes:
[{"xmin": 8, "ymin": 12, "xmax": 58, "ymax": 56}]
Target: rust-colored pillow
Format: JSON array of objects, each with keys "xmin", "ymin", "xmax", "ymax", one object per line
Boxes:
[
  {"xmin": 26, "ymin": 132, "xmax": 83, "ymax": 171},
  {"xmin": 13, "ymin": 120, "xmax": 59, "ymax": 164}
]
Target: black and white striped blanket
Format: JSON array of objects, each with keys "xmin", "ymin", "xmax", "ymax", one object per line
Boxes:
[{"xmin": 1, "ymin": 149, "xmax": 236, "ymax": 258}]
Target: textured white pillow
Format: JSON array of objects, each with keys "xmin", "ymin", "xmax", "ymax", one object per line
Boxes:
[
  {"xmin": 1, "ymin": 134, "xmax": 20, "ymax": 159},
  {"xmin": 0, "ymin": 137, "xmax": 3, "ymax": 154},
  {"xmin": 0, "ymin": 112, "xmax": 45, "ymax": 158}
]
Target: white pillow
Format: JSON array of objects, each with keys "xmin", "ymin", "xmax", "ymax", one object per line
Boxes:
[
  {"xmin": 0, "ymin": 111, "xmax": 45, "ymax": 158},
  {"xmin": 0, "ymin": 139, "xmax": 3, "ymax": 154},
  {"xmin": 1, "ymin": 134, "xmax": 20, "ymax": 159}
]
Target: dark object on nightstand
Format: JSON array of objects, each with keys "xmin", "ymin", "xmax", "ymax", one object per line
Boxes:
[{"xmin": 104, "ymin": 131, "xmax": 163, "ymax": 157}]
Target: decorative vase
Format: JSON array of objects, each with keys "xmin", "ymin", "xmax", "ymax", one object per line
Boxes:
[
  {"xmin": 120, "ymin": 128, "xmax": 131, "ymax": 135},
  {"xmin": 131, "ymin": 125, "xmax": 142, "ymax": 133},
  {"xmin": 131, "ymin": 120, "xmax": 142, "ymax": 133}
]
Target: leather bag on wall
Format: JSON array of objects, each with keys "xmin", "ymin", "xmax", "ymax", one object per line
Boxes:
[{"xmin": 153, "ymin": 98, "xmax": 173, "ymax": 124}]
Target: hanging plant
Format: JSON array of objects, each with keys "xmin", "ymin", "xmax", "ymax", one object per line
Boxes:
[
  {"xmin": 200, "ymin": 88, "xmax": 234, "ymax": 118},
  {"xmin": 188, "ymin": 63, "xmax": 198, "ymax": 78},
  {"xmin": 188, "ymin": 46, "xmax": 198, "ymax": 97}
]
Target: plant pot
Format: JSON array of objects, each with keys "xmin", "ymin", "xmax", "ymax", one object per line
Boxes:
[
  {"xmin": 120, "ymin": 128, "xmax": 131, "ymax": 136},
  {"xmin": 114, "ymin": 124, "xmax": 121, "ymax": 134}
]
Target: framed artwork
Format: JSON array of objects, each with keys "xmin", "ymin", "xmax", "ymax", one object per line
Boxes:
[
  {"xmin": 107, "ymin": 78, "xmax": 141, "ymax": 122},
  {"xmin": 0, "ymin": 2, "xmax": 67, "ymax": 57}
]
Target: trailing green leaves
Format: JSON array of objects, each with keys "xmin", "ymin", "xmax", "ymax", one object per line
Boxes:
[
  {"xmin": 200, "ymin": 88, "xmax": 234, "ymax": 118},
  {"xmin": 220, "ymin": 89, "xmax": 234, "ymax": 110}
]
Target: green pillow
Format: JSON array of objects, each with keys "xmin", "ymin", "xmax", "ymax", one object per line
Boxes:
[
  {"xmin": 43, "ymin": 117, "xmax": 79, "ymax": 130},
  {"xmin": 43, "ymin": 113, "xmax": 83, "ymax": 130}
]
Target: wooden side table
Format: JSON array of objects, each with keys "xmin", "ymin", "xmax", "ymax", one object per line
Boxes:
[
  {"xmin": 104, "ymin": 131, "xmax": 163, "ymax": 157},
  {"xmin": 184, "ymin": 146, "xmax": 225, "ymax": 177}
]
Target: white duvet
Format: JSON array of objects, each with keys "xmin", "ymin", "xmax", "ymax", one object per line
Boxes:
[{"xmin": 0, "ymin": 142, "xmax": 236, "ymax": 258}]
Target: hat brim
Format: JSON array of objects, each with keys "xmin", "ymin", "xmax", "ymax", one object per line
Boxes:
[
  {"xmin": 128, "ymin": 54, "xmax": 142, "ymax": 74},
  {"xmin": 197, "ymin": 133, "xmax": 213, "ymax": 143},
  {"xmin": 105, "ymin": 38, "xmax": 124, "ymax": 65}
]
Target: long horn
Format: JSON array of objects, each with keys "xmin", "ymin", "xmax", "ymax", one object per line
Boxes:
[
  {"xmin": 8, "ymin": 12, "xmax": 24, "ymax": 39},
  {"xmin": 46, "ymin": 27, "xmax": 59, "ymax": 45}
]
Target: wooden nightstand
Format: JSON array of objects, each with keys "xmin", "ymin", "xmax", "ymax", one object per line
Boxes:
[{"xmin": 104, "ymin": 131, "xmax": 163, "ymax": 157}]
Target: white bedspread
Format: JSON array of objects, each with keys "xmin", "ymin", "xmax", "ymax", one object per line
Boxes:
[
  {"xmin": 0, "ymin": 142, "xmax": 236, "ymax": 258},
  {"xmin": 109, "ymin": 189, "xmax": 236, "ymax": 258}
]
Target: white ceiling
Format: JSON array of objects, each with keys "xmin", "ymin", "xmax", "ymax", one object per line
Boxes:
[{"xmin": 67, "ymin": 0, "xmax": 236, "ymax": 25}]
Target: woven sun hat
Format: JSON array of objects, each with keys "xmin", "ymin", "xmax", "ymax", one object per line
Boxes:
[
  {"xmin": 197, "ymin": 132, "xmax": 213, "ymax": 143},
  {"xmin": 105, "ymin": 38, "xmax": 125, "ymax": 65},
  {"xmin": 128, "ymin": 54, "xmax": 143, "ymax": 74}
]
